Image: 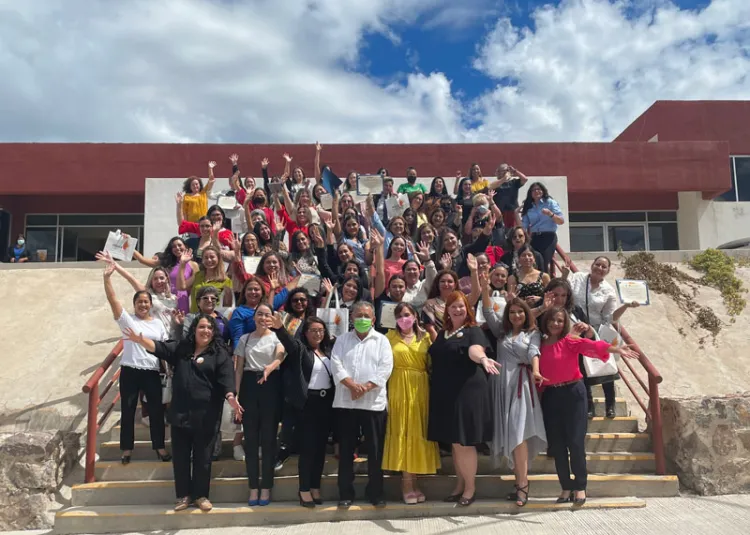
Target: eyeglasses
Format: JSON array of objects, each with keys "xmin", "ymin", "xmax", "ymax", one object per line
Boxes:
[
  {"xmin": 308, "ymin": 329, "xmax": 325, "ymax": 335},
  {"xmin": 200, "ymin": 296, "xmax": 218, "ymax": 302},
  {"xmin": 292, "ymin": 297, "xmax": 308, "ymax": 303}
]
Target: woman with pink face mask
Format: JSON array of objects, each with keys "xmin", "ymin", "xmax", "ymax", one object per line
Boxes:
[{"xmin": 382, "ymin": 302, "xmax": 440, "ymax": 504}]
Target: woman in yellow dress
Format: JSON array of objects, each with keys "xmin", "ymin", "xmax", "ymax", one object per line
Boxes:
[{"xmin": 383, "ymin": 302, "xmax": 440, "ymax": 504}]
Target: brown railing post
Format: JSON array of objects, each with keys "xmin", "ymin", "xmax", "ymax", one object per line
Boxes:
[
  {"xmin": 85, "ymin": 383, "xmax": 99, "ymax": 483},
  {"xmin": 649, "ymin": 375, "xmax": 666, "ymax": 475}
]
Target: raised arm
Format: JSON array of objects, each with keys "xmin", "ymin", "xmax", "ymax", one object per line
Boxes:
[
  {"xmin": 480, "ymin": 273, "xmax": 504, "ymax": 338},
  {"xmin": 281, "ymin": 185, "xmax": 296, "ymax": 222},
  {"xmin": 176, "ymin": 250, "xmax": 196, "ymax": 290},
  {"xmin": 613, "ymin": 301, "xmax": 640, "ymax": 323},
  {"xmin": 205, "ymin": 161, "xmax": 217, "ymax": 195},
  {"xmin": 467, "ymin": 254, "xmax": 481, "ymax": 307},
  {"xmin": 331, "ymin": 191, "xmax": 342, "ymax": 239},
  {"xmin": 103, "ymin": 264, "xmax": 124, "ymax": 320},
  {"xmin": 282, "ymin": 153, "xmax": 292, "ymax": 180},
  {"xmin": 132, "ymin": 250, "xmax": 160, "ymax": 268},
  {"xmin": 371, "ymin": 229, "xmax": 386, "ymax": 297},
  {"xmin": 271, "ymin": 313, "xmax": 304, "ymax": 361},
  {"xmin": 314, "ymin": 142, "xmax": 322, "ymax": 183},
  {"xmin": 175, "ymin": 192, "xmax": 185, "ymax": 227},
  {"xmin": 452, "ymin": 170, "xmax": 462, "ymax": 195}
]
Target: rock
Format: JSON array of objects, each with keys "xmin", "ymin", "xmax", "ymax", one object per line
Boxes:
[
  {"xmin": 0, "ymin": 430, "xmax": 80, "ymax": 530},
  {"xmin": 662, "ymin": 392, "xmax": 750, "ymax": 495}
]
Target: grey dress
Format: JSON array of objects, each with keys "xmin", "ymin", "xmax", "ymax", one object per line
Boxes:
[{"xmin": 483, "ymin": 303, "xmax": 547, "ymax": 469}]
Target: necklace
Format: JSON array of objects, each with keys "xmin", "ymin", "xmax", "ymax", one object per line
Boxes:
[{"xmin": 444, "ymin": 326, "xmax": 465, "ymax": 339}]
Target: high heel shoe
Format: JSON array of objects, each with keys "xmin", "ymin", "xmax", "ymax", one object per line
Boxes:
[
  {"xmin": 259, "ymin": 490, "xmax": 271, "ymax": 506},
  {"xmin": 556, "ymin": 492, "xmax": 572, "ymax": 504},
  {"xmin": 299, "ymin": 492, "xmax": 315, "ymax": 509},
  {"xmin": 156, "ymin": 451, "xmax": 172, "ymax": 462},
  {"xmin": 515, "ymin": 483, "xmax": 529, "ymax": 507},
  {"xmin": 121, "ymin": 454, "xmax": 131, "ymax": 465},
  {"xmin": 573, "ymin": 492, "xmax": 587, "ymax": 506},
  {"xmin": 457, "ymin": 494, "xmax": 475, "ymax": 507},
  {"xmin": 443, "ymin": 493, "xmax": 462, "ymax": 503}
]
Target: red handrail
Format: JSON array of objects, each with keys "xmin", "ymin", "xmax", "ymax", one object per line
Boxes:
[
  {"xmin": 554, "ymin": 246, "xmax": 666, "ymax": 475},
  {"xmin": 82, "ymin": 340, "xmax": 124, "ymax": 483}
]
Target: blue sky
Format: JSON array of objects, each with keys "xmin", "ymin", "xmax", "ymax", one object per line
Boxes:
[{"xmin": 0, "ymin": 0, "xmax": 748, "ymax": 143}]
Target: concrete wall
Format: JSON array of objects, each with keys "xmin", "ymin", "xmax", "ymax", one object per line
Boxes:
[
  {"xmin": 677, "ymin": 192, "xmax": 750, "ymax": 249},
  {"xmin": 143, "ymin": 176, "xmax": 570, "ymax": 257}
]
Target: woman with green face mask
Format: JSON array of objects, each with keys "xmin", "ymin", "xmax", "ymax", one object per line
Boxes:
[{"xmin": 330, "ymin": 301, "xmax": 394, "ymax": 508}]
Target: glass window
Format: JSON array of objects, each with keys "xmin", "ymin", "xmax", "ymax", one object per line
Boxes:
[
  {"xmin": 648, "ymin": 223, "xmax": 679, "ymax": 250},
  {"xmin": 608, "ymin": 225, "xmax": 646, "ymax": 252},
  {"xmin": 60, "ymin": 226, "xmax": 142, "ymax": 261},
  {"xmin": 58, "ymin": 214, "xmax": 144, "ymax": 226},
  {"xmin": 715, "ymin": 158, "xmax": 738, "ymax": 202},
  {"xmin": 570, "ymin": 226, "xmax": 605, "ymax": 252},
  {"xmin": 569, "ymin": 212, "xmax": 646, "ymax": 223},
  {"xmin": 646, "ymin": 212, "xmax": 678, "ymax": 222},
  {"xmin": 734, "ymin": 157, "xmax": 750, "ymax": 202},
  {"xmin": 25, "ymin": 228, "xmax": 58, "ymax": 262},
  {"xmin": 26, "ymin": 215, "xmax": 58, "ymax": 226}
]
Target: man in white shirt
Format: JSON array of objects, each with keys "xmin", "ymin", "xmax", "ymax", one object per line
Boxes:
[{"xmin": 331, "ymin": 301, "xmax": 394, "ymax": 508}]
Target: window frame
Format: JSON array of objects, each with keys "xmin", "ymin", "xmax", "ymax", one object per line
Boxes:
[{"xmin": 568, "ymin": 211, "xmax": 678, "ymax": 252}]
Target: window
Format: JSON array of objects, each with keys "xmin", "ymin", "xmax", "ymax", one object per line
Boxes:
[
  {"xmin": 569, "ymin": 212, "xmax": 678, "ymax": 252},
  {"xmin": 715, "ymin": 156, "xmax": 750, "ymax": 202},
  {"xmin": 25, "ymin": 214, "xmax": 143, "ymax": 262}
]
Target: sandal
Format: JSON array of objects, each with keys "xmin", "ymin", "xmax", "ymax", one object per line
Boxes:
[
  {"xmin": 402, "ymin": 491, "xmax": 419, "ymax": 505},
  {"xmin": 515, "ymin": 483, "xmax": 529, "ymax": 507},
  {"xmin": 415, "ymin": 491, "xmax": 426, "ymax": 503},
  {"xmin": 506, "ymin": 484, "xmax": 519, "ymax": 501}
]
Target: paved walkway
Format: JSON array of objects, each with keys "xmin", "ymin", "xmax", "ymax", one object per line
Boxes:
[{"xmin": 7, "ymin": 494, "xmax": 750, "ymax": 535}]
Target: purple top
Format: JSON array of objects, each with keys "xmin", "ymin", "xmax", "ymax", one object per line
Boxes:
[{"xmin": 169, "ymin": 262, "xmax": 193, "ymax": 313}]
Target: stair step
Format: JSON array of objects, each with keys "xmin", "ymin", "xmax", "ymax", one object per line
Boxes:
[
  {"xmin": 55, "ymin": 497, "xmax": 646, "ymax": 533},
  {"xmin": 72, "ymin": 473, "xmax": 677, "ymax": 506},
  {"xmin": 95, "ymin": 452, "xmax": 656, "ymax": 482}
]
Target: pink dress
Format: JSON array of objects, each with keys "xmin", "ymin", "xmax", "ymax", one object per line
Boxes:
[{"xmin": 169, "ymin": 262, "xmax": 193, "ymax": 313}]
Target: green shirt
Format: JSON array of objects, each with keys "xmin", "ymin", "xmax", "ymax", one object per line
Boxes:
[{"xmin": 397, "ymin": 182, "xmax": 427, "ymax": 195}]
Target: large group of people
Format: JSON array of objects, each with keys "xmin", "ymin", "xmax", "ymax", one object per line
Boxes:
[{"xmin": 103, "ymin": 146, "xmax": 641, "ymax": 512}]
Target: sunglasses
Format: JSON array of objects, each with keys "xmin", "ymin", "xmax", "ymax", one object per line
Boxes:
[{"xmin": 292, "ymin": 297, "xmax": 308, "ymax": 303}]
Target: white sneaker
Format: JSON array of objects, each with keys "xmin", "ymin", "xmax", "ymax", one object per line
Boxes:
[{"xmin": 233, "ymin": 445, "xmax": 245, "ymax": 461}]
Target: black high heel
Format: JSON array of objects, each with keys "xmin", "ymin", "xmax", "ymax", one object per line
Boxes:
[
  {"xmin": 556, "ymin": 492, "xmax": 572, "ymax": 504},
  {"xmin": 156, "ymin": 451, "xmax": 172, "ymax": 462},
  {"xmin": 506, "ymin": 484, "xmax": 519, "ymax": 501},
  {"xmin": 121, "ymin": 454, "xmax": 131, "ymax": 465},
  {"xmin": 573, "ymin": 492, "xmax": 587, "ymax": 506},
  {"xmin": 457, "ymin": 494, "xmax": 475, "ymax": 507},
  {"xmin": 299, "ymin": 492, "xmax": 315, "ymax": 509},
  {"xmin": 515, "ymin": 484, "xmax": 529, "ymax": 507}
]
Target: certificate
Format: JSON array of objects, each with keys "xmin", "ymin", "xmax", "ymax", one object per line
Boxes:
[
  {"xmin": 616, "ymin": 279, "xmax": 650, "ymax": 306},
  {"xmin": 268, "ymin": 182, "xmax": 284, "ymax": 194},
  {"xmin": 217, "ymin": 195, "xmax": 237, "ymax": 210},
  {"xmin": 385, "ymin": 193, "xmax": 409, "ymax": 217},
  {"xmin": 357, "ymin": 175, "xmax": 383, "ymax": 196},
  {"xmin": 319, "ymin": 193, "xmax": 333, "ymax": 210},
  {"xmin": 242, "ymin": 256, "xmax": 261, "ymax": 276},
  {"xmin": 379, "ymin": 301, "xmax": 398, "ymax": 330},
  {"xmin": 298, "ymin": 274, "xmax": 322, "ymax": 296}
]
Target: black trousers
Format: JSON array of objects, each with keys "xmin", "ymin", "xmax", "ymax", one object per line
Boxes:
[
  {"xmin": 530, "ymin": 231, "xmax": 558, "ymax": 274},
  {"xmin": 278, "ymin": 401, "xmax": 303, "ymax": 452},
  {"xmin": 119, "ymin": 366, "xmax": 165, "ymax": 451},
  {"xmin": 542, "ymin": 381, "xmax": 589, "ymax": 491},
  {"xmin": 298, "ymin": 390, "xmax": 334, "ymax": 491},
  {"xmin": 337, "ymin": 408, "xmax": 387, "ymax": 502},
  {"xmin": 240, "ymin": 370, "xmax": 282, "ymax": 489},
  {"xmin": 171, "ymin": 424, "xmax": 216, "ymax": 500}
]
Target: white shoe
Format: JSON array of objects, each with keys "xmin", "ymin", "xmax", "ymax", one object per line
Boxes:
[
  {"xmin": 141, "ymin": 416, "xmax": 150, "ymax": 426},
  {"xmin": 233, "ymin": 445, "xmax": 245, "ymax": 461}
]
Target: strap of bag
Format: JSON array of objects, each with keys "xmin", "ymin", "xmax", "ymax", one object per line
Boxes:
[{"xmin": 585, "ymin": 275, "xmax": 590, "ymax": 321}]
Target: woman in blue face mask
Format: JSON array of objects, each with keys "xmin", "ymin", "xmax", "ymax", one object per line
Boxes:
[{"xmin": 6, "ymin": 235, "xmax": 30, "ymax": 263}]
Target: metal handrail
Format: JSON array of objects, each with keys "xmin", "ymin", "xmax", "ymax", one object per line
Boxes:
[
  {"xmin": 82, "ymin": 340, "xmax": 124, "ymax": 483},
  {"xmin": 554, "ymin": 245, "xmax": 666, "ymax": 475}
]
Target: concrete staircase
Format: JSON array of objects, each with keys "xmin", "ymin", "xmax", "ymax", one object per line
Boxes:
[{"xmin": 55, "ymin": 393, "xmax": 679, "ymax": 533}]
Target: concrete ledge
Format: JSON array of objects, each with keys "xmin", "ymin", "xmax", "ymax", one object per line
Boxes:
[{"xmin": 55, "ymin": 497, "xmax": 646, "ymax": 533}]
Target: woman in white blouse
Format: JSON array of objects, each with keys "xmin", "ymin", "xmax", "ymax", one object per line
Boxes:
[
  {"xmin": 102, "ymin": 263, "xmax": 171, "ymax": 465},
  {"xmin": 234, "ymin": 303, "xmax": 285, "ymax": 506},
  {"xmin": 563, "ymin": 256, "xmax": 639, "ymax": 417}
]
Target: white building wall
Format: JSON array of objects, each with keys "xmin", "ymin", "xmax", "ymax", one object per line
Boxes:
[
  {"xmin": 677, "ymin": 192, "xmax": 750, "ymax": 249},
  {"xmin": 143, "ymin": 176, "xmax": 569, "ymax": 257}
]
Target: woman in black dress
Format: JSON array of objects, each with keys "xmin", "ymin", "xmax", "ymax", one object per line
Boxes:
[{"xmin": 427, "ymin": 291, "xmax": 500, "ymax": 507}]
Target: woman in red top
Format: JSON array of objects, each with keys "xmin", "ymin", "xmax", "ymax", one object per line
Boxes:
[{"xmin": 538, "ymin": 307, "xmax": 637, "ymax": 505}]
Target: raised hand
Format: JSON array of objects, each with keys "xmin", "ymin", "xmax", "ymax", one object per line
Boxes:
[
  {"xmin": 439, "ymin": 253, "xmax": 452, "ymax": 270},
  {"xmin": 369, "ymin": 228, "xmax": 384, "ymax": 247},
  {"xmin": 315, "ymin": 141, "xmax": 322, "ymax": 151},
  {"xmin": 261, "ymin": 157, "xmax": 269, "ymax": 169},
  {"xmin": 542, "ymin": 291, "xmax": 554, "ymax": 310},
  {"xmin": 321, "ymin": 278, "xmax": 334, "ymax": 296},
  {"xmin": 455, "ymin": 170, "xmax": 462, "ymax": 180},
  {"xmin": 466, "ymin": 253, "xmax": 478, "ymax": 272},
  {"xmin": 122, "ymin": 327, "xmax": 145, "ymax": 345},
  {"xmin": 229, "ymin": 153, "xmax": 239, "ymax": 164},
  {"xmin": 483, "ymin": 212, "xmax": 497, "ymax": 234},
  {"xmin": 96, "ymin": 250, "xmax": 115, "ymax": 264},
  {"xmin": 208, "ymin": 161, "xmax": 217, "ymax": 169},
  {"xmin": 172, "ymin": 309, "xmax": 185, "ymax": 326},
  {"xmin": 232, "ymin": 237, "xmax": 242, "ymax": 255},
  {"xmin": 572, "ymin": 322, "xmax": 590, "ymax": 337},
  {"xmin": 309, "ymin": 225, "xmax": 325, "ymax": 248},
  {"xmin": 175, "ymin": 192, "xmax": 184, "ymax": 204},
  {"xmin": 179, "ymin": 250, "xmax": 192, "ymax": 265},
  {"xmin": 282, "ymin": 153, "xmax": 292, "ymax": 163},
  {"xmin": 268, "ymin": 270, "xmax": 280, "ymax": 290},
  {"xmin": 271, "ymin": 312, "xmax": 284, "ymax": 330},
  {"xmin": 103, "ymin": 263, "xmax": 116, "ymax": 278},
  {"xmin": 415, "ymin": 241, "xmax": 430, "ymax": 263}
]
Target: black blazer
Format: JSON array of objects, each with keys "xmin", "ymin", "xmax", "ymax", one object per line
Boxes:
[
  {"xmin": 274, "ymin": 326, "xmax": 333, "ymax": 410},
  {"xmin": 151, "ymin": 340, "xmax": 235, "ymax": 432}
]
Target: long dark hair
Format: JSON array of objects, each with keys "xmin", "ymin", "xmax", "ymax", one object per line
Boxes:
[
  {"xmin": 339, "ymin": 275, "xmax": 366, "ymax": 302},
  {"xmin": 401, "ymin": 208, "xmax": 418, "ymax": 238},
  {"xmin": 186, "ymin": 313, "xmax": 226, "ymax": 353},
  {"xmin": 285, "ymin": 288, "xmax": 316, "ymax": 319},
  {"xmin": 456, "ymin": 177, "xmax": 473, "ymax": 201},
  {"xmin": 254, "ymin": 221, "xmax": 274, "ymax": 248},
  {"xmin": 521, "ymin": 181, "xmax": 551, "ymax": 216},
  {"xmin": 502, "ymin": 298, "xmax": 536, "ymax": 334},
  {"xmin": 427, "ymin": 270, "xmax": 459, "ymax": 299},
  {"xmin": 300, "ymin": 317, "xmax": 334, "ymax": 354},
  {"xmin": 428, "ymin": 176, "xmax": 446, "ymax": 198},
  {"xmin": 386, "ymin": 236, "xmax": 409, "ymax": 261},
  {"xmin": 539, "ymin": 306, "xmax": 571, "ymax": 338},
  {"xmin": 546, "ymin": 278, "xmax": 574, "ymax": 312},
  {"xmin": 158, "ymin": 237, "xmax": 187, "ymax": 269}
]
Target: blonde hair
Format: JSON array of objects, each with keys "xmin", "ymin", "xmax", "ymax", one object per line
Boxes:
[{"xmin": 472, "ymin": 193, "xmax": 489, "ymax": 207}]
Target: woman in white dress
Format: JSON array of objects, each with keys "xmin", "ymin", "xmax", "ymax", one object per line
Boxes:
[{"xmin": 480, "ymin": 274, "xmax": 546, "ymax": 507}]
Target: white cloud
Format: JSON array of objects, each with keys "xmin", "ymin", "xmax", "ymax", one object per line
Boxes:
[{"xmin": 0, "ymin": 0, "xmax": 749, "ymax": 144}]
